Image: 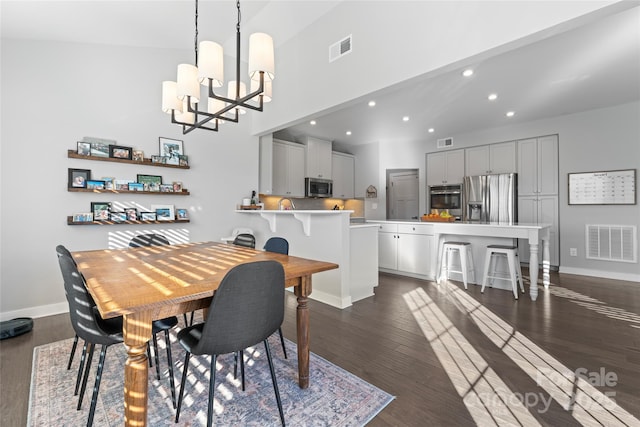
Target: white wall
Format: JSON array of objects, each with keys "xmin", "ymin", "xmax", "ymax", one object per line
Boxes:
[{"xmin": 0, "ymin": 39, "xmax": 260, "ymax": 319}]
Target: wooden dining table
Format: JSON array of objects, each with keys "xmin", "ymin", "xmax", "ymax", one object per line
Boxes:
[{"xmin": 72, "ymin": 241, "xmax": 338, "ymax": 427}]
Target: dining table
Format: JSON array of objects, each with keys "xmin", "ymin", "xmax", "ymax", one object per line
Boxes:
[{"xmin": 72, "ymin": 241, "xmax": 338, "ymax": 427}]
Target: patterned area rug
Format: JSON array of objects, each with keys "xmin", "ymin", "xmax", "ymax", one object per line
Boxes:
[{"xmin": 29, "ymin": 332, "xmax": 394, "ymax": 426}]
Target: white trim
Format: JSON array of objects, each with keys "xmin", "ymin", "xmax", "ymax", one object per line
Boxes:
[
  {"xmin": 559, "ymin": 267, "xmax": 640, "ymax": 283},
  {"xmin": 0, "ymin": 302, "xmax": 68, "ymax": 322},
  {"xmin": 308, "ymin": 289, "xmax": 352, "ymax": 309}
]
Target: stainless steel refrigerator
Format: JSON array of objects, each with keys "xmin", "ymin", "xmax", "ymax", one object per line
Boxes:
[{"xmin": 463, "ymin": 173, "xmax": 518, "ymax": 223}]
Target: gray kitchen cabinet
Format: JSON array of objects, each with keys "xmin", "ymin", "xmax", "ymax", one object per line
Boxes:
[
  {"xmin": 331, "ymin": 152, "xmax": 355, "ymax": 198},
  {"xmin": 302, "ymin": 136, "xmax": 332, "ymax": 179},
  {"xmin": 517, "ymin": 135, "xmax": 558, "ymax": 196},
  {"xmin": 465, "ymin": 141, "xmax": 516, "ymax": 176},
  {"xmin": 426, "ymin": 149, "xmax": 465, "ymax": 186},
  {"xmin": 272, "ymin": 140, "xmax": 305, "ymax": 197}
]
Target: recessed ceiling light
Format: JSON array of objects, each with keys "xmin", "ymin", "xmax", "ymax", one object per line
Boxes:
[
  {"xmin": 462, "ymin": 69, "xmax": 474, "ymax": 77},
  {"xmin": 402, "ymin": 116, "xmax": 410, "ymax": 122},
  {"xmin": 506, "ymin": 111, "xmax": 515, "ymax": 117},
  {"xmin": 488, "ymin": 93, "xmax": 498, "ymax": 101},
  {"xmin": 428, "ymin": 128, "xmax": 435, "ymax": 133},
  {"xmin": 346, "ymin": 131, "xmax": 352, "ymax": 136},
  {"xmin": 368, "ymin": 101, "xmax": 376, "ymax": 107},
  {"xmin": 310, "ymin": 120, "xmax": 316, "ymax": 125}
]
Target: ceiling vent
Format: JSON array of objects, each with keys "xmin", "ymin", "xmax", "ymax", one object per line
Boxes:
[
  {"xmin": 437, "ymin": 137, "xmax": 453, "ymax": 148},
  {"xmin": 329, "ymin": 35, "xmax": 352, "ymax": 62}
]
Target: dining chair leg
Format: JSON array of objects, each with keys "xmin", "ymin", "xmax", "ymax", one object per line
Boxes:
[
  {"xmin": 239, "ymin": 351, "xmax": 245, "ymax": 391},
  {"xmin": 182, "ymin": 312, "xmax": 195, "ymax": 327},
  {"xmin": 147, "ymin": 343, "xmax": 153, "ymax": 368},
  {"xmin": 278, "ymin": 328, "xmax": 287, "ymax": 359},
  {"xmin": 233, "ymin": 351, "xmax": 246, "ymax": 391},
  {"xmin": 207, "ymin": 354, "xmax": 218, "ymax": 427},
  {"xmin": 175, "ymin": 352, "xmax": 191, "ymax": 423},
  {"xmin": 152, "ymin": 334, "xmax": 161, "ymax": 380},
  {"xmin": 264, "ymin": 340, "xmax": 285, "ymax": 426},
  {"xmin": 164, "ymin": 330, "xmax": 177, "ymax": 409},
  {"xmin": 67, "ymin": 335, "xmax": 79, "ymax": 370},
  {"xmin": 75, "ymin": 342, "xmax": 88, "ymax": 396},
  {"xmin": 87, "ymin": 345, "xmax": 108, "ymax": 427},
  {"xmin": 77, "ymin": 342, "xmax": 95, "ymax": 410}
]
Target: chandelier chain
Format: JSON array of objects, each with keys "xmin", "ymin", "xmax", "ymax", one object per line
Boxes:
[
  {"xmin": 194, "ymin": 0, "xmax": 199, "ymax": 66},
  {"xmin": 237, "ymin": 0, "xmax": 241, "ymax": 31}
]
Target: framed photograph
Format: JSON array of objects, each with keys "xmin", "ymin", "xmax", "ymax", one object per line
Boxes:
[
  {"xmin": 132, "ymin": 150, "xmax": 144, "ymax": 162},
  {"xmin": 152, "ymin": 204, "xmax": 174, "ymax": 221},
  {"xmin": 109, "ymin": 145, "xmax": 133, "ymax": 160},
  {"xmin": 124, "ymin": 207, "xmax": 138, "ymax": 221},
  {"xmin": 176, "ymin": 208, "xmax": 189, "ymax": 220},
  {"xmin": 77, "ymin": 141, "xmax": 91, "ymax": 156},
  {"xmin": 90, "ymin": 142, "xmax": 109, "ymax": 158},
  {"xmin": 137, "ymin": 174, "xmax": 162, "ymax": 186},
  {"xmin": 151, "ymin": 155, "xmax": 167, "ymax": 164},
  {"xmin": 178, "ymin": 154, "xmax": 189, "ymax": 167},
  {"xmin": 86, "ymin": 180, "xmax": 106, "ymax": 190},
  {"xmin": 172, "ymin": 181, "xmax": 183, "ymax": 192},
  {"xmin": 91, "ymin": 202, "xmax": 111, "ymax": 221},
  {"xmin": 160, "ymin": 184, "xmax": 174, "ymax": 192},
  {"xmin": 101, "ymin": 177, "xmax": 115, "ymax": 190},
  {"xmin": 110, "ymin": 212, "xmax": 127, "ymax": 222},
  {"xmin": 115, "ymin": 179, "xmax": 132, "ymax": 191},
  {"xmin": 72, "ymin": 213, "xmax": 94, "ymax": 222},
  {"xmin": 159, "ymin": 137, "xmax": 184, "ymax": 165},
  {"xmin": 128, "ymin": 182, "xmax": 144, "ymax": 192},
  {"xmin": 140, "ymin": 212, "xmax": 157, "ymax": 221},
  {"xmin": 68, "ymin": 168, "xmax": 91, "ymax": 188}
]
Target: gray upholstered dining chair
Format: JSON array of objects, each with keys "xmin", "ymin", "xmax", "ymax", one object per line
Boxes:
[
  {"xmin": 263, "ymin": 237, "xmax": 290, "ymax": 359},
  {"xmin": 175, "ymin": 260, "xmax": 286, "ymax": 426},
  {"xmin": 232, "ymin": 233, "xmax": 256, "ymax": 248}
]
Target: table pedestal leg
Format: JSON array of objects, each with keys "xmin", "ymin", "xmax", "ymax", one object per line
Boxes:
[
  {"xmin": 543, "ymin": 239, "xmax": 551, "ymax": 288},
  {"xmin": 294, "ymin": 276, "xmax": 312, "ymax": 389},
  {"xmin": 529, "ymin": 243, "xmax": 539, "ymax": 301},
  {"xmin": 123, "ymin": 312, "xmax": 152, "ymax": 427}
]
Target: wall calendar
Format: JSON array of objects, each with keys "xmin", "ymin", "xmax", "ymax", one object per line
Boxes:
[{"xmin": 568, "ymin": 169, "xmax": 636, "ymax": 205}]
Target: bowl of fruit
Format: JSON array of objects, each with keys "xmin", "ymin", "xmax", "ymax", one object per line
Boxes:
[{"xmin": 421, "ymin": 209, "xmax": 456, "ymax": 222}]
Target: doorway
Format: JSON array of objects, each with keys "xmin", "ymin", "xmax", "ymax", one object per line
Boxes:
[{"xmin": 387, "ymin": 169, "xmax": 419, "ymax": 220}]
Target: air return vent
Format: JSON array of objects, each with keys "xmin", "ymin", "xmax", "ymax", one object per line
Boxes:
[
  {"xmin": 437, "ymin": 137, "xmax": 453, "ymax": 148},
  {"xmin": 329, "ymin": 35, "xmax": 352, "ymax": 62},
  {"xmin": 586, "ymin": 224, "xmax": 637, "ymax": 262}
]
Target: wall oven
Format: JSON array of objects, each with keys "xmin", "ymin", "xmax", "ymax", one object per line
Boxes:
[
  {"xmin": 305, "ymin": 177, "xmax": 333, "ymax": 198},
  {"xmin": 428, "ymin": 184, "xmax": 463, "ymax": 220}
]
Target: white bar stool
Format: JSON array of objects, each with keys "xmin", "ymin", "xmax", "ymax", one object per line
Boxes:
[
  {"xmin": 481, "ymin": 245, "xmax": 525, "ymax": 299},
  {"xmin": 437, "ymin": 241, "xmax": 475, "ymax": 289}
]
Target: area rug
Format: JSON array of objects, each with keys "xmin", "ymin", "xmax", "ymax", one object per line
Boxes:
[{"xmin": 28, "ymin": 332, "xmax": 394, "ymax": 426}]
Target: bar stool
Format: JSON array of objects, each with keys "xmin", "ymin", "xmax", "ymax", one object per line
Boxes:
[
  {"xmin": 481, "ymin": 245, "xmax": 525, "ymax": 299},
  {"xmin": 437, "ymin": 241, "xmax": 475, "ymax": 289}
]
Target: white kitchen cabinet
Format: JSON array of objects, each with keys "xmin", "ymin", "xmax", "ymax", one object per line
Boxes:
[
  {"xmin": 518, "ymin": 135, "xmax": 558, "ymax": 196},
  {"xmin": 518, "ymin": 195, "xmax": 559, "ymax": 266},
  {"xmin": 331, "ymin": 152, "xmax": 355, "ymax": 198},
  {"xmin": 465, "ymin": 141, "xmax": 516, "ymax": 176},
  {"xmin": 426, "ymin": 149, "xmax": 465, "ymax": 186},
  {"xmin": 272, "ymin": 140, "xmax": 305, "ymax": 197},
  {"xmin": 375, "ymin": 223, "xmax": 433, "ymax": 276},
  {"xmin": 302, "ymin": 136, "xmax": 332, "ymax": 179}
]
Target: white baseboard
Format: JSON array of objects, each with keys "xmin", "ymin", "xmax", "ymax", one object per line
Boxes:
[
  {"xmin": 308, "ymin": 289, "xmax": 352, "ymax": 309},
  {"xmin": 559, "ymin": 266, "xmax": 640, "ymax": 283},
  {"xmin": 0, "ymin": 302, "xmax": 68, "ymax": 322}
]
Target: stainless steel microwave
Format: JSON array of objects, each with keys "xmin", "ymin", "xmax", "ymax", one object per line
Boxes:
[{"xmin": 305, "ymin": 178, "xmax": 333, "ymax": 198}]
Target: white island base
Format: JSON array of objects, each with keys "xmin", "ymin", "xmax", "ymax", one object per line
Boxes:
[{"xmin": 233, "ymin": 210, "xmax": 379, "ymax": 309}]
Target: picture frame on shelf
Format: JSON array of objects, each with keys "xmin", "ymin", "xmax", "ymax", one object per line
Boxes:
[
  {"xmin": 178, "ymin": 154, "xmax": 189, "ymax": 167},
  {"xmin": 91, "ymin": 202, "xmax": 111, "ymax": 221},
  {"xmin": 137, "ymin": 174, "xmax": 162, "ymax": 186},
  {"xmin": 72, "ymin": 213, "xmax": 94, "ymax": 222},
  {"xmin": 176, "ymin": 208, "xmax": 189, "ymax": 220},
  {"xmin": 77, "ymin": 141, "xmax": 91, "ymax": 156},
  {"xmin": 124, "ymin": 207, "xmax": 138, "ymax": 221},
  {"xmin": 110, "ymin": 212, "xmax": 127, "ymax": 222},
  {"xmin": 129, "ymin": 182, "xmax": 144, "ymax": 192},
  {"xmin": 68, "ymin": 168, "xmax": 91, "ymax": 189},
  {"xmin": 160, "ymin": 184, "xmax": 174, "ymax": 192},
  {"xmin": 101, "ymin": 177, "xmax": 115, "ymax": 190},
  {"xmin": 152, "ymin": 204, "xmax": 174, "ymax": 221},
  {"xmin": 172, "ymin": 181, "xmax": 183, "ymax": 192},
  {"xmin": 109, "ymin": 145, "xmax": 133, "ymax": 160},
  {"xmin": 151, "ymin": 155, "xmax": 167, "ymax": 164},
  {"xmin": 159, "ymin": 137, "xmax": 183, "ymax": 165},
  {"xmin": 90, "ymin": 142, "xmax": 109, "ymax": 158},
  {"xmin": 86, "ymin": 180, "xmax": 106, "ymax": 190},
  {"xmin": 140, "ymin": 212, "xmax": 157, "ymax": 221},
  {"xmin": 133, "ymin": 150, "xmax": 144, "ymax": 162},
  {"xmin": 115, "ymin": 180, "xmax": 132, "ymax": 191}
]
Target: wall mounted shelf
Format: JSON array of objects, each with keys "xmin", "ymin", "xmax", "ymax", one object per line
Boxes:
[
  {"xmin": 67, "ymin": 216, "xmax": 190, "ymax": 226},
  {"xmin": 67, "ymin": 188, "xmax": 190, "ymax": 195},
  {"xmin": 67, "ymin": 150, "xmax": 190, "ymax": 169}
]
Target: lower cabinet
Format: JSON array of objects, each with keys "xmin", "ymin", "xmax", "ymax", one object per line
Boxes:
[
  {"xmin": 518, "ymin": 195, "xmax": 559, "ymax": 266},
  {"xmin": 376, "ymin": 223, "xmax": 433, "ymax": 277}
]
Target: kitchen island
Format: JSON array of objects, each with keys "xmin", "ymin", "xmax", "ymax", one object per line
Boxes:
[
  {"xmin": 369, "ymin": 220, "xmax": 551, "ymax": 301},
  {"xmin": 234, "ymin": 210, "xmax": 379, "ymax": 308}
]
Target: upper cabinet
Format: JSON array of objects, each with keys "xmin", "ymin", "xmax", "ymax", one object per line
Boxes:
[
  {"xmin": 332, "ymin": 152, "xmax": 355, "ymax": 199},
  {"xmin": 302, "ymin": 136, "xmax": 332, "ymax": 179},
  {"xmin": 426, "ymin": 149, "xmax": 465, "ymax": 186},
  {"xmin": 272, "ymin": 139, "xmax": 305, "ymax": 197},
  {"xmin": 517, "ymin": 135, "xmax": 558, "ymax": 196},
  {"xmin": 465, "ymin": 141, "xmax": 516, "ymax": 176}
]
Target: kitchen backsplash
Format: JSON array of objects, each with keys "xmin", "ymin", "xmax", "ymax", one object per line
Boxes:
[{"xmin": 259, "ymin": 194, "xmax": 364, "ymax": 217}]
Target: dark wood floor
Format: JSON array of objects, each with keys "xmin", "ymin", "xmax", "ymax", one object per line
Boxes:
[{"xmin": 1, "ymin": 269, "xmax": 639, "ymax": 426}]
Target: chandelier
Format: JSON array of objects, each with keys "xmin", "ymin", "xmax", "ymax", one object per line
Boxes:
[{"xmin": 162, "ymin": 0, "xmax": 274, "ymax": 134}]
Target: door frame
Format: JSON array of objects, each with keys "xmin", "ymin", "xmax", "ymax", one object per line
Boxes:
[{"xmin": 386, "ymin": 168, "xmax": 419, "ymax": 220}]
